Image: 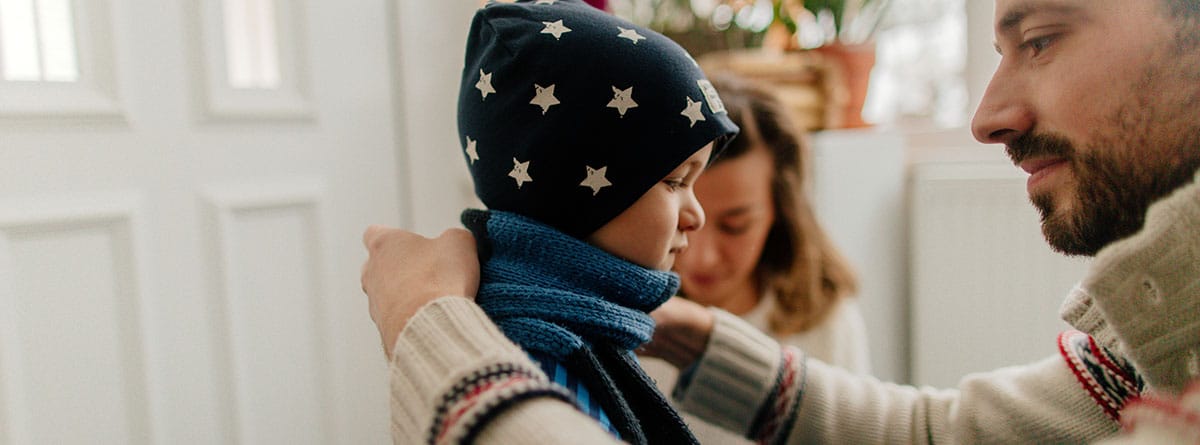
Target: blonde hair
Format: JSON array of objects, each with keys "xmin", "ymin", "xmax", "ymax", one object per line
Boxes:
[{"xmin": 706, "ymin": 73, "xmax": 859, "ymax": 336}]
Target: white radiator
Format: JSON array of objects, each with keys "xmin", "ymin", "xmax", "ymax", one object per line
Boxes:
[{"xmin": 908, "ymin": 160, "xmax": 1087, "ymax": 387}]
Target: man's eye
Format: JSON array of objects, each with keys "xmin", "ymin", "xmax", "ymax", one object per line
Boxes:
[{"xmin": 1022, "ymin": 34, "xmax": 1057, "ymax": 55}]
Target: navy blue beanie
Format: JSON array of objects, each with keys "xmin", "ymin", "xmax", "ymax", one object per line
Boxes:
[{"xmin": 457, "ymin": 0, "xmax": 740, "ymax": 238}]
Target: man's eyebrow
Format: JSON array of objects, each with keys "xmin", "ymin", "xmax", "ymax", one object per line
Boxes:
[
  {"xmin": 998, "ymin": 6, "xmax": 1033, "ymax": 33},
  {"xmin": 993, "ymin": 2, "xmax": 1084, "ymax": 54}
]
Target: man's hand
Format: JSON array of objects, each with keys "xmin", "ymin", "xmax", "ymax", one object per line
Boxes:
[
  {"xmin": 641, "ymin": 296, "xmax": 715, "ymax": 370},
  {"xmin": 361, "ymin": 225, "xmax": 480, "ymax": 358}
]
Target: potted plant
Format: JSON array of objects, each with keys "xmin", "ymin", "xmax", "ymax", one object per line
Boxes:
[
  {"xmin": 771, "ymin": 0, "xmax": 890, "ymax": 127},
  {"xmin": 608, "ymin": 0, "xmax": 891, "ymax": 128},
  {"xmin": 774, "ymin": 0, "xmax": 890, "ymax": 48}
]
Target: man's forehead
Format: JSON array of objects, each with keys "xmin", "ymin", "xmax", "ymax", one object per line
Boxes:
[{"xmin": 993, "ymin": 0, "xmax": 1088, "ymax": 32}]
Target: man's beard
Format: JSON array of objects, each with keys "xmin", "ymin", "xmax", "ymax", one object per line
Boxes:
[
  {"xmin": 1005, "ymin": 68, "xmax": 1200, "ymax": 256},
  {"xmin": 1009, "ymin": 132, "xmax": 1197, "ymax": 256}
]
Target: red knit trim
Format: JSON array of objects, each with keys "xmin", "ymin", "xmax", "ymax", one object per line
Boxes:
[
  {"xmin": 1122, "ymin": 396, "xmax": 1200, "ymax": 429},
  {"xmin": 1058, "ymin": 330, "xmax": 1141, "ymax": 422},
  {"xmin": 436, "ymin": 376, "xmax": 531, "ymax": 444},
  {"xmin": 755, "ymin": 347, "xmax": 804, "ymax": 445},
  {"xmin": 428, "ymin": 362, "xmax": 573, "ymax": 445},
  {"xmin": 1120, "ymin": 380, "xmax": 1200, "ymax": 433}
]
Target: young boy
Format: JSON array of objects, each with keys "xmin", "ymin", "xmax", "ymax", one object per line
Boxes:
[{"xmin": 449, "ymin": 0, "xmax": 737, "ymax": 443}]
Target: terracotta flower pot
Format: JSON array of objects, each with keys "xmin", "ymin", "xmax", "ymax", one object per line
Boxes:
[{"xmin": 814, "ymin": 42, "xmax": 876, "ymax": 128}]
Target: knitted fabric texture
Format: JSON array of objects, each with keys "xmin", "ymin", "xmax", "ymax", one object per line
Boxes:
[
  {"xmin": 1080, "ymin": 169, "xmax": 1200, "ymax": 394},
  {"xmin": 1058, "ymin": 330, "xmax": 1144, "ymax": 422},
  {"xmin": 458, "ymin": 0, "xmax": 739, "ymax": 237},
  {"xmin": 464, "ymin": 209, "xmax": 697, "ymax": 444},
  {"xmin": 463, "ymin": 208, "xmax": 677, "ymax": 358}
]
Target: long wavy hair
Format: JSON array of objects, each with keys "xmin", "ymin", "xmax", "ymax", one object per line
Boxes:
[{"xmin": 706, "ymin": 72, "xmax": 859, "ymax": 335}]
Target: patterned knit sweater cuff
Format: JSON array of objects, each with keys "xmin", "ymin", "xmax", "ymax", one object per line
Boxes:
[
  {"xmin": 390, "ymin": 296, "xmax": 570, "ymax": 444},
  {"xmin": 673, "ymin": 308, "xmax": 783, "ymax": 436}
]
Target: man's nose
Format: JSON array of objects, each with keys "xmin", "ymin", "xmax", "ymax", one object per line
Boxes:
[{"xmin": 971, "ymin": 65, "xmax": 1033, "ymax": 145}]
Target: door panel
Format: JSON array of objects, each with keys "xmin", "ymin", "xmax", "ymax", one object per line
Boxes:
[{"xmin": 0, "ymin": 0, "xmax": 401, "ymax": 443}]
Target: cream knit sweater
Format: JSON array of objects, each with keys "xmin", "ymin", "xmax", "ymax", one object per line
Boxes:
[{"xmin": 388, "ymin": 171, "xmax": 1200, "ymax": 444}]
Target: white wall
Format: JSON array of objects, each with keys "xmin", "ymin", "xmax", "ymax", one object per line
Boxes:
[
  {"xmin": 810, "ymin": 129, "xmax": 911, "ymax": 383},
  {"xmin": 966, "ymin": 0, "xmax": 1002, "ymax": 119},
  {"xmin": 394, "ymin": 0, "xmax": 481, "ymax": 236}
]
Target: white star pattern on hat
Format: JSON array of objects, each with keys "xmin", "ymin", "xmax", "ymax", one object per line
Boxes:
[
  {"xmin": 681, "ymin": 97, "xmax": 706, "ymax": 128},
  {"xmin": 541, "ymin": 20, "xmax": 571, "ymax": 40},
  {"xmin": 476, "ymin": 70, "xmax": 495, "ymax": 100},
  {"xmin": 580, "ymin": 166, "xmax": 612, "ymax": 195},
  {"xmin": 607, "ymin": 86, "xmax": 638, "ymax": 117},
  {"xmin": 530, "ymin": 84, "xmax": 560, "ymax": 114},
  {"xmin": 465, "ymin": 136, "xmax": 480, "ymax": 164},
  {"xmin": 509, "ymin": 158, "xmax": 533, "ymax": 188},
  {"xmin": 616, "ymin": 27, "xmax": 645, "ymax": 44}
]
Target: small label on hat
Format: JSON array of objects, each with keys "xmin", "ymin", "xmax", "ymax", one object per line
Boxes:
[{"xmin": 697, "ymin": 79, "xmax": 727, "ymax": 115}]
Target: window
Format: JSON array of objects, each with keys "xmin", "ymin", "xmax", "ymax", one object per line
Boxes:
[
  {"xmin": 199, "ymin": 0, "xmax": 309, "ymax": 118},
  {"xmin": 221, "ymin": 0, "xmax": 280, "ymax": 90},
  {"xmin": 0, "ymin": 0, "xmax": 79, "ymax": 82},
  {"xmin": 863, "ymin": 0, "xmax": 967, "ymax": 127}
]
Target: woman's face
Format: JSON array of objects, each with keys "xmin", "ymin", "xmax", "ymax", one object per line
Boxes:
[
  {"xmin": 674, "ymin": 146, "xmax": 776, "ymax": 310},
  {"xmin": 588, "ymin": 143, "xmax": 711, "ymax": 271}
]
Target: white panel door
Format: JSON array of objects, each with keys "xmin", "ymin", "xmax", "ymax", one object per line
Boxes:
[{"xmin": 0, "ymin": 0, "xmax": 401, "ymax": 443}]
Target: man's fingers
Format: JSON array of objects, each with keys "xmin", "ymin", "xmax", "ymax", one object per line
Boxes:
[{"xmin": 437, "ymin": 227, "xmax": 474, "ymax": 244}]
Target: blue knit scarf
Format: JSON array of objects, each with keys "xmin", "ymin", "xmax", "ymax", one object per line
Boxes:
[
  {"xmin": 462, "ymin": 209, "xmax": 679, "ymax": 360},
  {"xmin": 462, "ymin": 209, "xmax": 698, "ymax": 445}
]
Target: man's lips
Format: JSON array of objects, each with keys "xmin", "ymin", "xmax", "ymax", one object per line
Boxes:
[
  {"xmin": 1019, "ymin": 157, "xmax": 1068, "ymax": 175},
  {"xmin": 1019, "ymin": 157, "xmax": 1069, "ymax": 190}
]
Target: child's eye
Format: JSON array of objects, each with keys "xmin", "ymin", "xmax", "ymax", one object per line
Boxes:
[{"xmin": 663, "ymin": 179, "xmax": 684, "ymax": 190}]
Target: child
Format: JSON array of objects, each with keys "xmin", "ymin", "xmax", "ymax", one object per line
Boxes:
[{"xmin": 453, "ymin": 1, "xmax": 737, "ymax": 443}]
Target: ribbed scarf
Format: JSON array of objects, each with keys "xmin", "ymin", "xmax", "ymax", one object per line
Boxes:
[
  {"xmin": 463, "ymin": 209, "xmax": 698, "ymax": 445},
  {"xmin": 463, "ymin": 209, "xmax": 678, "ymax": 359}
]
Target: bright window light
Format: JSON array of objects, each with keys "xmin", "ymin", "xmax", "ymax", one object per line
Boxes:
[
  {"xmin": 222, "ymin": 0, "xmax": 281, "ymax": 90},
  {"xmin": 0, "ymin": 0, "xmax": 79, "ymax": 82}
]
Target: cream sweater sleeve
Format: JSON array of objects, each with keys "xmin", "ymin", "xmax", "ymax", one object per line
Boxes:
[
  {"xmin": 1078, "ymin": 170, "xmax": 1200, "ymax": 395},
  {"xmin": 389, "ymin": 296, "xmax": 620, "ymax": 445},
  {"xmin": 675, "ymin": 308, "xmax": 1121, "ymax": 444}
]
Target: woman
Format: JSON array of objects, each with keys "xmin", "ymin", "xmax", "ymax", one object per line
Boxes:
[{"xmin": 640, "ymin": 72, "xmax": 870, "ymax": 444}]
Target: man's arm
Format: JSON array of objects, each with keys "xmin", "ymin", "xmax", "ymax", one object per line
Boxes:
[
  {"xmin": 656, "ymin": 301, "xmax": 1122, "ymax": 444},
  {"xmin": 361, "ymin": 226, "xmax": 621, "ymax": 444}
]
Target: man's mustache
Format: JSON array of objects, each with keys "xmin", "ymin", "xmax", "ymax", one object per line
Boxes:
[{"xmin": 1006, "ymin": 133, "xmax": 1076, "ymax": 165}]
